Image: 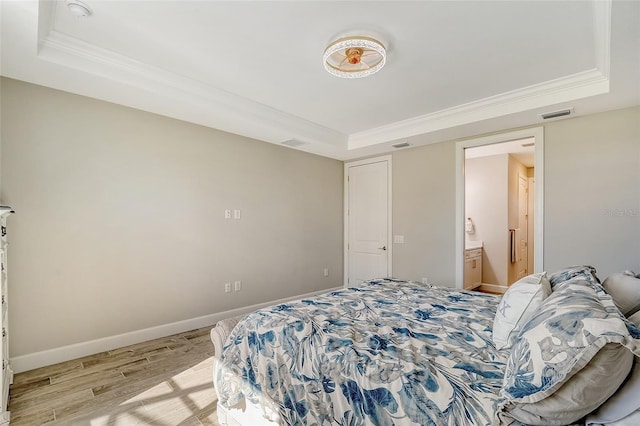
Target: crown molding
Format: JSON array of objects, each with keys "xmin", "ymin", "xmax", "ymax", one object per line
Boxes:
[
  {"xmin": 37, "ymin": 30, "xmax": 347, "ymax": 150},
  {"xmin": 33, "ymin": 0, "xmax": 612, "ymax": 155},
  {"xmin": 347, "ymin": 0, "xmax": 612, "ymax": 150},
  {"xmin": 348, "ymin": 68, "xmax": 610, "ymax": 149}
]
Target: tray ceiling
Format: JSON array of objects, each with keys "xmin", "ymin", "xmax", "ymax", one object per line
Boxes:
[{"xmin": 1, "ymin": 1, "xmax": 639, "ymax": 159}]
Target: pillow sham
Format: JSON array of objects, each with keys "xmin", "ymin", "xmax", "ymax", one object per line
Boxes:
[
  {"xmin": 603, "ymin": 271, "xmax": 640, "ymax": 316},
  {"xmin": 498, "ymin": 279, "xmax": 640, "ymax": 425},
  {"xmin": 492, "ymin": 272, "xmax": 551, "ymax": 350},
  {"xmin": 504, "ymin": 343, "xmax": 633, "ymax": 425},
  {"xmin": 585, "ymin": 312, "xmax": 640, "ymax": 425},
  {"xmin": 548, "ymin": 265, "xmax": 600, "ymax": 289},
  {"xmin": 585, "ymin": 355, "xmax": 640, "ymax": 425}
]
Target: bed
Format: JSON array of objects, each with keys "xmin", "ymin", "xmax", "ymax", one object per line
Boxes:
[{"xmin": 211, "ymin": 269, "xmax": 640, "ymax": 426}]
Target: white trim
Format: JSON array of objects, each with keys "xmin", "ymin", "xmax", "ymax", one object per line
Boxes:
[
  {"xmin": 344, "ymin": 156, "xmax": 392, "ymax": 287},
  {"xmin": 593, "ymin": 0, "xmax": 612, "ymax": 78},
  {"xmin": 10, "ymin": 286, "xmax": 342, "ymax": 374},
  {"xmin": 37, "ymin": 30, "xmax": 347, "ymax": 152},
  {"xmin": 455, "ymin": 127, "xmax": 544, "ymax": 289},
  {"xmin": 34, "ymin": 3, "xmax": 611, "ymax": 155},
  {"xmin": 348, "ymin": 69, "xmax": 607, "ymax": 149}
]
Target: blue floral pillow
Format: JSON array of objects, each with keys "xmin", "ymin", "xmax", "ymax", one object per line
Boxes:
[
  {"xmin": 498, "ymin": 279, "xmax": 640, "ymax": 424},
  {"xmin": 548, "ymin": 265, "xmax": 600, "ymax": 289}
]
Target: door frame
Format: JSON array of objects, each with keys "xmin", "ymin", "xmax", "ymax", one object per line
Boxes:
[
  {"xmin": 455, "ymin": 127, "xmax": 544, "ymax": 289},
  {"xmin": 516, "ymin": 171, "xmax": 529, "ymax": 281},
  {"xmin": 344, "ymin": 155, "xmax": 393, "ymax": 287}
]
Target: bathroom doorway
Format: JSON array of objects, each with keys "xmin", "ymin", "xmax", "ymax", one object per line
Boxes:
[
  {"xmin": 455, "ymin": 127, "xmax": 544, "ymax": 291},
  {"xmin": 464, "ymin": 139, "xmax": 534, "ymax": 293}
]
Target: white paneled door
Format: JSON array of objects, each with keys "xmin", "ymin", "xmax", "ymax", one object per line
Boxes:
[{"xmin": 345, "ymin": 157, "xmax": 391, "ymax": 286}]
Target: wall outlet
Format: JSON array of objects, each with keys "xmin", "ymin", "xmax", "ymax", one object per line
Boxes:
[
  {"xmin": 422, "ymin": 277, "xmax": 429, "ymax": 284},
  {"xmin": 234, "ymin": 280, "xmax": 242, "ymax": 291},
  {"xmin": 224, "ymin": 282, "xmax": 232, "ymax": 293},
  {"xmin": 224, "ymin": 210, "xmax": 231, "ymax": 219}
]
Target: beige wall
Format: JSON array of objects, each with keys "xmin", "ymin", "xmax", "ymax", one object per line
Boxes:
[
  {"xmin": 391, "ymin": 141, "xmax": 456, "ymax": 286},
  {"xmin": 0, "ymin": 78, "xmax": 344, "ymax": 357},
  {"xmin": 544, "ymin": 107, "xmax": 640, "ymax": 273},
  {"xmin": 2, "ymin": 76, "xmax": 639, "ymax": 364},
  {"xmin": 391, "ymin": 106, "xmax": 640, "ymax": 286},
  {"xmin": 465, "ymin": 155, "xmax": 509, "ymax": 286}
]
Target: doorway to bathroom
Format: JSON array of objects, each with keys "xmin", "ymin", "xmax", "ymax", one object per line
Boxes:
[
  {"xmin": 455, "ymin": 127, "xmax": 544, "ymax": 292},
  {"xmin": 464, "ymin": 139, "xmax": 534, "ymax": 292}
]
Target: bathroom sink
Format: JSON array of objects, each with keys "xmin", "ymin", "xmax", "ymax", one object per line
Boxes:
[{"xmin": 466, "ymin": 240, "xmax": 483, "ymax": 250}]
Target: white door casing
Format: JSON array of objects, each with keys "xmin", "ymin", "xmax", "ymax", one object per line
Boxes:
[
  {"xmin": 344, "ymin": 156, "xmax": 392, "ymax": 287},
  {"xmin": 527, "ymin": 176, "xmax": 535, "ymax": 276},
  {"xmin": 516, "ymin": 173, "xmax": 529, "ymax": 280}
]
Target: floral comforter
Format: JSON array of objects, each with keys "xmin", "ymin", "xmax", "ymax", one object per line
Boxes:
[{"xmin": 216, "ymin": 279, "xmax": 508, "ymax": 425}]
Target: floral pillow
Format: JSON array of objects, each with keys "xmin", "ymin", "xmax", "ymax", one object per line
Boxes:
[
  {"xmin": 548, "ymin": 265, "xmax": 600, "ymax": 289},
  {"xmin": 498, "ymin": 279, "xmax": 640, "ymax": 425}
]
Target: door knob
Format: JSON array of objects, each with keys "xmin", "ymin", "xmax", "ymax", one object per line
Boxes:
[{"xmin": 378, "ymin": 246, "xmax": 387, "ymax": 251}]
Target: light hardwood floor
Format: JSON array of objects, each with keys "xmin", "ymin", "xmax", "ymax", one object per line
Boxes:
[{"xmin": 8, "ymin": 326, "xmax": 221, "ymax": 425}]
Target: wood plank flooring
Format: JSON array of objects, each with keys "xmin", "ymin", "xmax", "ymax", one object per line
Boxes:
[{"xmin": 8, "ymin": 326, "xmax": 222, "ymax": 425}]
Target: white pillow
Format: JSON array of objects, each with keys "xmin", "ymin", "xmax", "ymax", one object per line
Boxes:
[
  {"xmin": 586, "ymin": 359, "xmax": 640, "ymax": 425},
  {"xmin": 603, "ymin": 271, "xmax": 640, "ymax": 316},
  {"xmin": 492, "ymin": 272, "xmax": 551, "ymax": 350}
]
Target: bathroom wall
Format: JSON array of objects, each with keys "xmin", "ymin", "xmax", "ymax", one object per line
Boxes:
[
  {"xmin": 465, "ymin": 153, "xmax": 529, "ymax": 286},
  {"xmin": 465, "ymin": 154, "xmax": 509, "ymax": 286}
]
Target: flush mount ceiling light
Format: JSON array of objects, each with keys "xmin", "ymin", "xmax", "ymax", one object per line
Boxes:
[
  {"xmin": 323, "ymin": 36, "xmax": 386, "ymax": 78},
  {"xmin": 66, "ymin": 0, "xmax": 92, "ymax": 18}
]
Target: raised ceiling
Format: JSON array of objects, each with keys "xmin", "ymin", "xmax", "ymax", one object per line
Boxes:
[{"xmin": 1, "ymin": 1, "xmax": 639, "ymax": 160}]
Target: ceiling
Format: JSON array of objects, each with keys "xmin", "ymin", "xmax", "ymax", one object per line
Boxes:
[
  {"xmin": 465, "ymin": 138, "xmax": 534, "ymax": 168},
  {"xmin": 1, "ymin": 1, "xmax": 639, "ymax": 160}
]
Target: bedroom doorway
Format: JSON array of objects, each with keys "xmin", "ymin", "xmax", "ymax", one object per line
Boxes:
[
  {"xmin": 344, "ymin": 156, "xmax": 392, "ymax": 287},
  {"xmin": 455, "ymin": 127, "xmax": 544, "ymax": 291}
]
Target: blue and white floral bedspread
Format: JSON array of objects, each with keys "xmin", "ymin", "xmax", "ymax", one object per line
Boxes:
[{"xmin": 216, "ymin": 278, "xmax": 507, "ymax": 425}]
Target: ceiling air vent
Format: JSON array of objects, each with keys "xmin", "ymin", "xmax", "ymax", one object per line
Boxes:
[
  {"xmin": 281, "ymin": 139, "xmax": 308, "ymax": 147},
  {"xmin": 392, "ymin": 141, "xmax": 411, "ymax": 148},
  {"xmin": 540, "ymin": 108, "xmax": 574, "ymax": 120}
]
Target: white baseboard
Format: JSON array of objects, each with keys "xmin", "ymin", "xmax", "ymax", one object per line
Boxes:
[{"xmin": 11, "ymin": 286, "xmax": 342, "ymax": 374}]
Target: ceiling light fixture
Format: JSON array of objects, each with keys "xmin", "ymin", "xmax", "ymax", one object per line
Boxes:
[
  {"xmin": 66, "ymin": 0, "xmax": 92, "ymax": 18},
  {"xmin": 323, "ymin": 36, "xmax": 386, "ymax": 78}
]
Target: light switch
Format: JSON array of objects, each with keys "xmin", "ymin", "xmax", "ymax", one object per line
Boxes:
[
  {"xmin": 394, "ymin": 235, "xmax": 405, "ymax": 244},
  {"xmin": 233, "ymin": 209, "xmax": 241, "ymax": 219}
]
